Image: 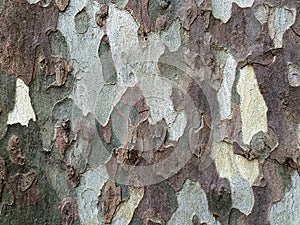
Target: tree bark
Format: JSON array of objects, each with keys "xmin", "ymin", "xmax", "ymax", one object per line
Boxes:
[{"xmin": 0, "ymin": 0, "xmax": 300, "ymax": 224}]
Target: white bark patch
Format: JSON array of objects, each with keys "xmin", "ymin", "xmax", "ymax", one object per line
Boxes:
[
  {"xmin": 287, "ymin": 62, "xmax": 300, "ymax": 87},
  {"xmin": 58, "ymin": 0, "xmax": 103, "ymax": 117},
  {"xmin": 76, "ymin": 165, "xmax": 108, "ymax": 225},
  {"xmin": 295, "ymin": 123, "xmax": 300, "ymax": 145},
  {"xmin": 217, "ymin": 53, "xmax": 237, "ymax": 120},
  {"xmin": 167, "ymin": 179, "xmax": 220, "ymax": 225},
  {"xmin": 102, "ymin": 5, "xmax": 179, "ymax": 130},
  {"xmin": 111, "ymin": 186, "xmax": 144, "ymax": 225},
  {"xmin": 268, "ymin": 6, "xmax": 296, "ymax": 48},
  {"xmin": 270, "ymin": 171, "xmax": 300, "ymax": 225},
  {"xmin": 211, "ymin": 0, "xmax": 255, "ymax": 23},
  {"xmin": 93, "ymin": 4, "xmax": 141, "ymax": 126},
  {"xmin": 231, "ymin": 176, "xmax": 254, "ymax": 215},
  {"xmin": 161, "ymin": 20, "xmax": 181, "ymax": 52},
  {"xmin": 214, "ymin": 142, "xmax": 258, "ymax": 215},
  {"xmin": 26, "ymin": 0, "xmax": 40, "ymax": 4},
  {"xmin": 106, "ymin": 6, "xmax": 181, "ymax": 131},
  {"xmin": 254, "ymin": 4, "xmax": 270, "ymax": 25},
  {"xmin": 140, "ymin": 75, "xmax": 177, "ymax": 125},
  {"xmin": 168, "ymin": 111, "xmax": 187, "ymax": 141},
  {"xmin": 106, "ymin": 4, "xmax": 139, "ymax": 88},
  {"xmin": 7, "ymin": 78, "xmax": 36, "ymax": 126},
  {"xmin": 237, "ymin": 65, "xmax": 268, "ymax": 145}
]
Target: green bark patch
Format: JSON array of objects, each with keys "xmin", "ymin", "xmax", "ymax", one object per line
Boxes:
[{"xmin": 74, "ymin": 8, "xmax": 90, "ymax": 34}]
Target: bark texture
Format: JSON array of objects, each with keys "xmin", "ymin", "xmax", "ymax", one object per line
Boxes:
[{"xmin": 0, "ymin": 0, "xmax": 300, "ymax": 224}]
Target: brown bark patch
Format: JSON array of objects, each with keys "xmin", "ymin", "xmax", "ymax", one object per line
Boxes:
[
  {"xmin": 254, "ymin": 30, "xmax": 300, "ymax": 164},
  {"xmin": 177, "ymin": 0, "xmax": 198, "ymax": 30},
  {"xmin": 99, "ymin": 118, "xmax": 112, "ymax": 144},
  {"xmin": 8, "ymin": 171, "xmax": 39, "ymax": 207},
  {"xmin": 155, "ymin": 15, "xmax": 167, "ymax": 31},
  {"xmin": 101, "ymin": 180, "xmax": 121, "ymax": 224},
  {"xmin": 208, "ymin": 3, "xmax": 272, "ymax": 61},
  {"xmin": 7, "ymin": 135, "xmax": 25, "ymax": 166},
  {"xmin": 58, "ymin": 197, "xmax": 79, "ymax": 225},
  {"xmin": 54, "ymin": 0, "xmax": 70, "ymax": 12},
  {"xmin": 160, "ymin": 1, "xmax": 170, "ymax": 10},
  {"xmin": 0, "ymin": 156, "xmax": 7, "ymax": 197},
  {"xmin": 125, "ymin": 0, "xmax": 152, "ymax": 33},
  {"xmin": 65, "ymin": 164, "xmax": 80, "ymax": 188},
  {"xmin": 95, "ymin": 4, "xmax": 108, "ymax": 27},
  {"xmin": 53, "ymin": 119, "xmax": 70, "ymax": 159},
  {"xmin": 49, "ymin": 56, "xmax": 72, "ymax": 86},
  {"xmin": 0, "ymin": 0, "xmax": 60, "ymax": 85},
  {"xmin": 135, "ymin": 184, "xmax": 170, "ymax": 223}
]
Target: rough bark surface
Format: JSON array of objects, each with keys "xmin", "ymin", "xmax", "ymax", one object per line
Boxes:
[{"xmin": 0, "ymin": 0, "xmax": 300, "ymax": 224}]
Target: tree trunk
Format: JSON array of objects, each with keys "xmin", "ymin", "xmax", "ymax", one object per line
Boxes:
[{"xmin": 0, "ymin": 0, "xmax": 300, "ymax": 224}]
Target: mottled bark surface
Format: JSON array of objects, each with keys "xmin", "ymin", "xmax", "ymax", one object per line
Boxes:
[{"xmin": 0, "ymin": 0, "xmax": 300, "ymax": 224}]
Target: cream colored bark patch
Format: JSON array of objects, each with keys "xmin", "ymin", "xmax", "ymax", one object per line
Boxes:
[
  {"xmin": 215, "ymin": 142, "xmax": 236, "ymax": 179},
  {"xmin": 214, "ymin": 142, "xmax": 259, "ymax": 185},
  {"xmin": 167, "ymin": 179, "xmax": 220, "ymax": 225},
  {"xmin": 234, "ymin": 154, "xmax": 259, "ymax": 185},
  {"xmin": 211, "ymin": 0, "xmax": 255, "ymax": 23},
  {"xmin": 111, "ymin": 186, "xmax": 144, "ymax": 225},
  {"xmin": 7, "ymin": 78, "xmax": 36, "ymax": 126},
  {"xmin": 237, "ymin": 65, "xmax": 268, "ymax": 145},
  {"xmin": 214, "ymin": 142, "xmax": 258, "ymax": 215}
]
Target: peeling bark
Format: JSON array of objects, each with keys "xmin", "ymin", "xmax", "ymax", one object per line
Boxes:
[
  {"xmin": 7, "ymin": 135, "xmax": 25, "ymax": 165},
  {"xmin": 0, "ymin": 0, "xmax": 300, "ymax": 224}
]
